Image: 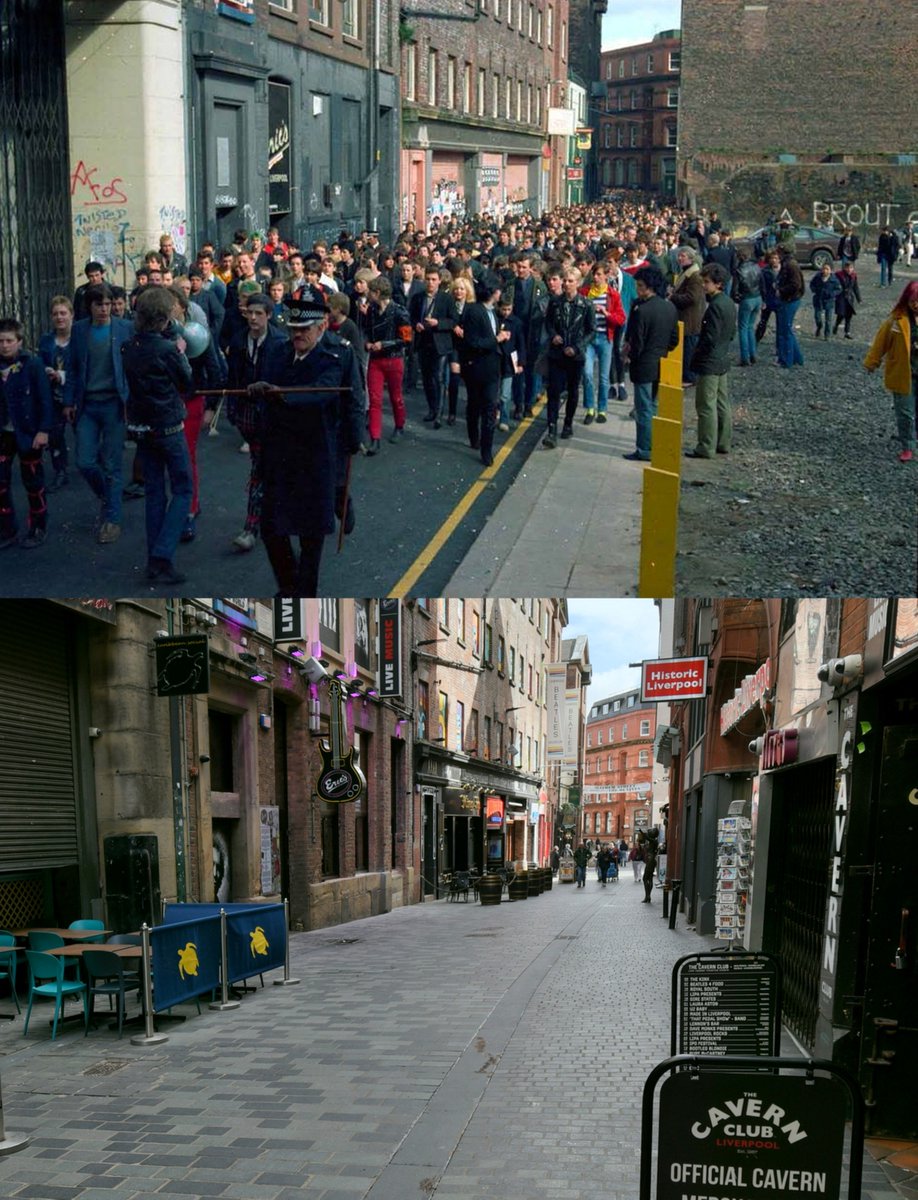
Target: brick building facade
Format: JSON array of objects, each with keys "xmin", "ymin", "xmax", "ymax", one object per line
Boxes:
[
  {"xmin": 398, "ymin": 0, "xmax": 569, "ymax": 228},
  {"xmin": 411, "ymin": 598, "xmax": 567, "ymax": 892},
  {"xmin": 597, "ymin": 30, "xmax": 680, "ymax": 195},
  {"xmin": 678, "ymin": 0, "xmax": 918, "ymax": 234},
  {"xmin": 582, "ymin": 688, "xmax": 656, "ymax": 845}
]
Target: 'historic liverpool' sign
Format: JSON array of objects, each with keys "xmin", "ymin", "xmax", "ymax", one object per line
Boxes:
[
  {"xmin": 641, "ymin": 656, "xmax": 708, "ymax": 702},
  {"xmin": 657, "ymin": 1072, "xmax": 846, "ymax": 1200}
]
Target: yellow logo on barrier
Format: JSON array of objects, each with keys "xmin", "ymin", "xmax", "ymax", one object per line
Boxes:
[
  {"xmin": 250, "ymin": 926, "xmax": 269, "ymax": 957},
  {"xmin": 178, "ymin": 942, "xmax": 200, "ymax": 979}
]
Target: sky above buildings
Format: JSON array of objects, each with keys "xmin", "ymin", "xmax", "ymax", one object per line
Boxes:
[
  {"xmin": 565, "ymin": 599, "xmax": 660, "ymax": 708},
  {"xmin": 602, "ymin": 0, "xmax": 681, "ymax": 49}
]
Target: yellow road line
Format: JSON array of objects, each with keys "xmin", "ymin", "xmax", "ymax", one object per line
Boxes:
[{"xmin": 390, "ymin": 395, "xmax": 547, "ymax": 597}]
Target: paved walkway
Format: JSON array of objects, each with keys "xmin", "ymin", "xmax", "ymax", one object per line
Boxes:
[
  {"xmin": 445, "ymin": 401, "xmax": 645, "ymax": 596},
  {"xmin": 0, "ymin": 879, "xmax": 909, "ymax": 1199}
]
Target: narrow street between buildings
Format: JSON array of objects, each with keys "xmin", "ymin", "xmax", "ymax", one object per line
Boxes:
[{"xmin": 0, "ymin": 878, "xmax": 908, "ymax": 1200}]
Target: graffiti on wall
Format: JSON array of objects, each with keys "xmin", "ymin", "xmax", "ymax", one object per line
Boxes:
[
  {"xmin": 70, "ymin": 160, "xmax": 142, "ymax": 278},
  {"xmin": 813, "ymin": 200, "xmax": 918, "ymax": 230},
  {"xmin": 70, "ymin": 159, "xmax": 128, "ymax": 207},
  {"xmin": 157, "ymin": 204, "xmax": 187, "ymax": 255}
]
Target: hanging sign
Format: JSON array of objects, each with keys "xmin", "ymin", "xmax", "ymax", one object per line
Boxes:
[
  {"xmin": 656, "ymin": 1071, "xmax": 847, "ymax": 1200},
  {"xmin": 154, "ymin": 634, "xmax": 210, "ymax": 697},
  {"xmin": 268, "ymin": 81, "xmax": 292, "ymax": 214},
  {"xmin": 378, "ymin": 599, "xmax": 402, "ymax": 697},
  {"xmin": 315, "ymin": 678, "xmax": 366, "ymax": 804},
  {"xmin": 641, "ymin": 656, "xmax": 708, "ymax": 702}
]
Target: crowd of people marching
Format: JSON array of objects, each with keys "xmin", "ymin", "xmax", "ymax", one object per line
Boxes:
[{"xmin": 2, "ymin": 198, "xmax": 916, "ymax": 592}]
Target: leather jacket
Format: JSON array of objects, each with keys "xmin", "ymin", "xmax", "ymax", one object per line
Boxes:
[
  {"xmin": 121, "ymin": 330, "xmax": 193, "ymax": 430},
  {"xmin": 544, "ymin": 293, "xmax": 595, "ymax": 362}
]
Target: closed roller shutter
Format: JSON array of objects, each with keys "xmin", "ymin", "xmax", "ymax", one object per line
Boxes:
[{"xmin": 0, "ymin": 602, "xmax": 78, "ymax": 871}]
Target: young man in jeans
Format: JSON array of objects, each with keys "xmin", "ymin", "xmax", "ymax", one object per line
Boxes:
[{"xmin": 621, "ymin": 265, "xmax": 679, "ymax": 462}]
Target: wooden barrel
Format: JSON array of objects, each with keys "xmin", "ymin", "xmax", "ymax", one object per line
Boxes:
[
  {"xmin": 542, "ymin": 867, "xmax": 553, "ymax": 891},
  {"xmin": 527, "ymin": 870, "xmax": 541, "ymax": 897},
  {"xmin": 477, "ymin": 874, "xmax": 502, "ymax": 905},
  {"xmin": 507, "ymin": 870, "xmax": 529, "ymax": 901}
]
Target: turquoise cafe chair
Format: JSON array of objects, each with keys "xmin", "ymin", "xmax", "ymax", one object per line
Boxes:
[{"xmin": 23, "ymin": 950, "xmax": 88, "ymax": 1040}]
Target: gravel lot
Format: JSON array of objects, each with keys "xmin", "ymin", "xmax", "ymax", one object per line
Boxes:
[{"xmin": 677, "ymin": 257, "xmax": 917, "ymax": 596}]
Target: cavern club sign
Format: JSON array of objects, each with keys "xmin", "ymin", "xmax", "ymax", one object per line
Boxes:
[{"xmin": 656, "ymin": 1072, "xmax": 846, "ymax": 1200}]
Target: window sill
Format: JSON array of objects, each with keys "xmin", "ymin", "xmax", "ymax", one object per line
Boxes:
[
  {"xmin": 309, "ymin": 19, "xmax": 334, "ymax": 36},
  {"xmin": 269, "ymin": 4, "xmax": 298, "ymax": 21}
]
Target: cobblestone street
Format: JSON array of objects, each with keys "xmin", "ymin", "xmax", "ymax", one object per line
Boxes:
[{"xmin": 0, "ymin": 878, "xmax": 906, "ymax": 1200}]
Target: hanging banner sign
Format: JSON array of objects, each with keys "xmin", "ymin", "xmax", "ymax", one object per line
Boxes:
[
  {"xmin": 546, "ymin": 664, "xmax": 566, "ymax": 759},
  {"xmin": 656, "ymin": 1071, "xmax": 847, "ymax": 1200},
  {"xmin": 378, "ymin": 599, "xmax": 401, "ymax": 697},
  {"xmin": 641, "ymin": 656, "xmax": 708, "ymax": 703},
  {"xmin": 720, "ymin": 658, "xmax": 772, "ymax": 735},
  {"xmin": 268, "ymin": 81, "xmax": 292, "ymax": 214},
  {"xmin": 273, "ymin": 597, "xmax": 303, "ymax": 641}
]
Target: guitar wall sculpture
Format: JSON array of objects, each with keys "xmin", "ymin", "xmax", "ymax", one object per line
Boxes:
[{"xmin": 315, "ymin": 677, "xmax": 367, "ymax": 803}]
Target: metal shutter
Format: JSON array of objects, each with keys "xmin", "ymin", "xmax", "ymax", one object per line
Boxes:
[{"xmin": 0, "ymin": 602, "xmax": 78, "ymax": 870}]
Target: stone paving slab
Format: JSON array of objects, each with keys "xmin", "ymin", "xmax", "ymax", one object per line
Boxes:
[{"xmin": 0, "ymin": 880, "xmax": 910, "ymax": 1199}]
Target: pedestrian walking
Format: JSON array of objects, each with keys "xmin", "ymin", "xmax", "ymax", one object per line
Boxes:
[
  {"xmin": 38, "ymin": 295, "xmax": 75, "ymax": 493},
  {"xmin": 629, "ymin": 843, "xmax": 644, "ymax": 883},
  {"xmin": 64, "ymin": 282, "xmax": 134, "ymax": 545},
  {"xmin": 877, "ymin": 226, "xmax": 901, "ymax": 288},
  {"xmin": 836, "ymin": 226, "xmax": 861, "ymax": 267},
  {"xmin": 642, "ymin": 844, "xmax": 658, "ymax": 903},
  {"xmin": 573, "ymin": 842, "xmax": 589, "ymax": 888},
  {"xmin": 541, "ymin": 268, "xmax": 595, "ymax": 447},
  {"xmin": 248, "ymin": 291, "xmax": 365, "ymax": 595},
  {"xmin": 596, "ymin": 844, "xmax": 610, "ymax": 885},
  {"xmin": 455, "ymin": 272, "xmax": 507, "ymax": 467},
  {"xmin": 410, "ymin": 267, "xmax": 458, "ymax": 429},
  {"xmin": 755, "ymin": 250, "xmax": 782, "ymax": 344},
  {"xmin": 579, "ymin": 262, "xmax": 625, "ymax": 423},
  {"xmin": 834, "ymin": 262, "xmax": 862, "ymax": 338},
  {"xmin": 604, "ymin": 253, "xmax": 637, "ymax": 403},
  {"xmin": 121, "ymin": 286, "xmax": 194, "ymax": 584},
  {"xmin": 863, "ymin": 280, "xmax": 918, "ymax": 463},
  {"xmin": 685, "ymin": 262, "xmax": 737, "ymax": 459},
  {"xmin": 774, "ymin": 248, "xmax": 805, "ymax": 368},
  {"xmin": 809, "ymin": 262, "xmax": 842, "ymax": 340},
  {"xmin": 0, "ymin": 316, "xmax": 52, "ymax": 551},
  {"xmin": 363, "ymin": 277, "xmax": 411, "ymax": 455},
  {"xmin": 731, "ymin": 248, "xmax": 763, "ymax": 366}
]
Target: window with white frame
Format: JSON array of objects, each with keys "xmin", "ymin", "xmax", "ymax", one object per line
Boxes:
[
  {"xmin": 594, "ymin": 812, "xmax": 601, "ymax": 834},
  {"xmin": 606, "ymin": 812, "xmax": 613, "ymax": 834},
  {"xmin": 517, "ymin": 0, "xmax": 523, "ymax": 30},
  {"xmin": 463, "ymin": 62, "xmax": 471, "ymax": 113},
  {"xmin": 631, "ymin": 88, "xmax": 638, "ymax": 109},
  {"xmin": 478, "ymin": 67, "xmax": 486, "ymax": 114},
  {"xmin": 535, "ymin": 85, "xmax": 541, "ymax": 125},
  {"xmin": 605, "ymin": 59, "xmax": 612, "ymax": 80},
  {"xmin": 665, "ymin": 122, "xmax": 677, "ymax": 147},
  {"xmin": 342, "ymin": 0, "xmax": 358, "ymax": 37},
  {"xmin": 668, "ymin": 50, "xmax": 681, "ymax": 70},
  {"xmin": 622, "ymin": 723, "xmax": 628, "ymax": 740},
  {"xmin": 603, "ymin": 123, "xmax": 611, "ymax": 147},
  {"xmin": 639, "ymin": 750, "xmax": 649, "ymax": 767},
  {"xmin": 640, "ymin": 720, "xmax": 650, "ymax": 736},
  {"xmin": 630, "ymin": 124, "xmax": 638, "ymax": 146},
  {"xmin": 547, "ymin": 5, "xmax": 553, "ymax": 46},
  {"xmin": 492, "ymin": 72, "xmax": 500, "ymax": 117},
  {"xmin": 631, "ymin": 55, "xmax": 637, "ymax": 75},
  {"xmin": 587, "ymin": 730, "xmax": 592, "ymax": 747},
  {"xmin": 607, "ymin": 753, "xmax": 613, "ymax": 769},
  {"xmin": 271, "ymin": 0, "xmax": 294, "ymax": 10},
  {"xmin": 667, "ymin": 87, "xmax": 679, "ymax": 107},
  {"xmin": 516, "ymin": 78, "xmax": 522, "ymax": 120},
  {"xmin": 505, "ymin": 76, "xmax": 512, "ymax": 118},
  {"xmin": 406, "ymin": 43, "xmax": 417, "ymax": 100},
  {"xmin": 613, "ymin": 699, "xmax": 621, "ymax": 711},
  {"xmin": 309, "ymin": 0, "xmax": 328, "ymax": 23},
  {"xmin": 536, "ymin": 8, "xmax": 542, "ymax": 42},
  {"xmin": 617, "ymin": 58, "xmax": 624, "ymax": 77},
  {"xmin": 506, "ymin": 0, "xmax": 512, "ymax": 24},
  {"xmin": 447, "ymin": 57, "xmax": 456, "ymax": 107},
  {"xmin": 646, "ymin": 53, "xmax": 654, "ymax": 72},
  {"xmin": 628, "ymin": 694, "xmax": 636, "ymax": 706},
  {"xmin": 597, "ymin": 729, "xmax": 603, "ymax": 745},
  {"xmin": 428, "ymin": 50, "xmax": 437, "ymax": 103},
  {"xmin": 528, "ymin": 2, "xmax": 533, "ymax": 37},
  {"xmin": 561, "ymin": 19, "xmax": 566, "ymax": 59},
  {"xmin": 526, "ymin": 83, "xmax": 532, "ymax": 124}
]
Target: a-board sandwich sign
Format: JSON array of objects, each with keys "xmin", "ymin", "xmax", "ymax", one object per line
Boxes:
[{"xmin": 656, "ymin": 1071, "xmax": 846, "ymax": 1200}]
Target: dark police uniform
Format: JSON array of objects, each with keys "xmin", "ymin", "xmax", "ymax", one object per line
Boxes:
[{"xmin": 258, "ymin": 329, "xmax": 365, "ymax": 595}]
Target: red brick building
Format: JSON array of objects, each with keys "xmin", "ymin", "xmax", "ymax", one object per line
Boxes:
[
  {"xmin": 582, "ymin": 687, "xmax": 656, "ymax": 844},
  {"xmin": 597, "ymin": 30, "xmax": 680, "ymax": 195},
  {"xmin": 398, "ymin": 0, "xmax": 570, "ymax": 228}
]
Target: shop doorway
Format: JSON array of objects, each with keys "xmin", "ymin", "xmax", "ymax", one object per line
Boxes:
[
  {"xmin": 859, "ymin": 724, "xmax": 918, "ymax": 1137},
  {"xmin": 763, "ymin": 758, "xmax": 836, "ymax": 1048}
]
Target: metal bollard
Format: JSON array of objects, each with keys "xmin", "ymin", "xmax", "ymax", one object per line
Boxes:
[
  {"xmin": 130, "ymin": 924, "xmax": 169, "ymax": 1047},
  {"xmin": 273, "ymin": 898, "xmax": 301, "ymax": 986},
  {"xmin": 668, "ymin": 879, "xmax": 681, "ymax": 930},
  {"xmin": 209, "ymin": 910, "xmax": 241, "ymax": 1011},
  {"xmin": 662, "ymin": 881, "xmax": 671, "ymax": 920}
]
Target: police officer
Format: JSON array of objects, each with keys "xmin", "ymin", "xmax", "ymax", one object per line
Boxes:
[{"xmin": 248, "ymin": 289, "xmax": 365, "ymax": 596}]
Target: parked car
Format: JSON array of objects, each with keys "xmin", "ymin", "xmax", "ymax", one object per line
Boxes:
[{"xmin": 733, "ymin": 225, "xmax": 838, "ymax": 270}]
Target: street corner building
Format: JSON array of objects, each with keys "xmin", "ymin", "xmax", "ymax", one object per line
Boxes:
[{"xmin": 0, "ymin": 596, "xmax": 571, "ymax": 939}]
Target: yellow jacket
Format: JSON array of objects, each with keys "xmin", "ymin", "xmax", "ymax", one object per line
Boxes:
[{"xmin": 864, "ymin": 313, "xmax": 913, "ymax": 395}]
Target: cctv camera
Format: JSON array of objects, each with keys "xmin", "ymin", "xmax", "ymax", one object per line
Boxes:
[
  {"xmin": 154, "ymin": 629, "xmax": 170, "ymax": 639},
  {"xmin": 817, "ymin": 654, "xmax": 863, "ymax": 687},
  {"xmin": 748, "ymin": 736, "xmax": 764, "ymax": 756},
  {"xmin": 299, "ymin": 655, "xmax": 329, "ymax": 684}
]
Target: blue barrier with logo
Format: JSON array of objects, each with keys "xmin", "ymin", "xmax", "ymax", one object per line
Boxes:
[
  {"xmin": 225, "ymin": 904, "xmax": 286, "ymax": 983},
  {"xmin": 150, "ymin": 913, "xmax": 222, "ymax": 1012}
]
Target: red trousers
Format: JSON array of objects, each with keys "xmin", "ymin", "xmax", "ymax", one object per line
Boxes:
[
  {"xmin": 182, "ymin": 395, "xmax": 205, "ymax": 516},
  {"xmin": 367, "ymin": 357, "xmax": 405, "ymax": 439}
]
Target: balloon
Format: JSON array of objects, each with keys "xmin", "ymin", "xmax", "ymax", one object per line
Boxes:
[{"xmin": 182, "ymin": 320, "xmax": 211, "ymax": 359}]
